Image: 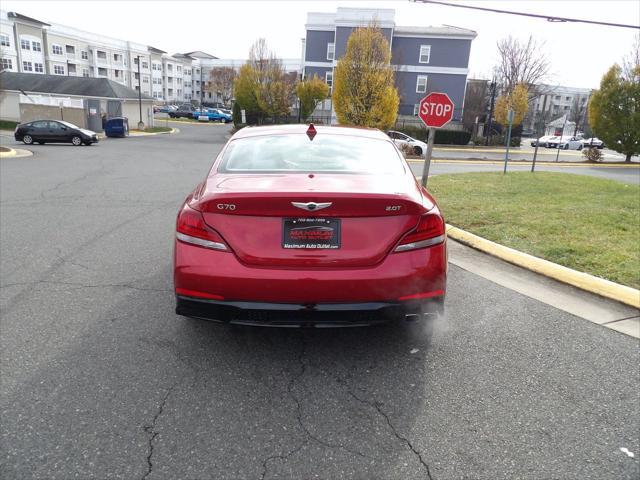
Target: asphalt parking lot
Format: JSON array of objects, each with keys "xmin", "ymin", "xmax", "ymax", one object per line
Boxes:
[{"xmin": 1, "ymin": 124, "xmax": 638, "ymax": 479}]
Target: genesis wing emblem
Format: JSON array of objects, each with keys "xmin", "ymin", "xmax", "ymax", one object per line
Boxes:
[{"xmin": 291, "ymin": 201, "xmax": 332, "ymax": 212}]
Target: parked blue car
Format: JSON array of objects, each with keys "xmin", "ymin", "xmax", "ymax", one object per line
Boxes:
[{"xmin": 193, "ymin": 108, "xmax": 232, "ymax": 123}]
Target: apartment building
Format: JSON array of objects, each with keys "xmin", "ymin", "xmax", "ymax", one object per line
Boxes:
[
  {"xmin": 525, "ymin": 84, "xmax": 592, "ymax": 132},
  {"xmin": 303, "ymin": 8, "xmax": 477, "ymax": 120},
  {"xmin": 0, "ymin": 10, "xmax": 217, "ymax": 105}
]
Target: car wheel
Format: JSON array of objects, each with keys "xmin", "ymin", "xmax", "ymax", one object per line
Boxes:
[
  {"xmin": 22, "ymin": 135, "xmax": 34, "ymax": 145},
  {"xmin": 578, "ymin": 144, "xmax": 583, "ymax": 150},
  {"xmin": 71, "ymin": 135, "xmax": 83, "ymax": 146},
  {"xmin": 413, "ymin": 146, "xmax": 423, "ymax": 156},
  {"xmin": 220, "ymin": 118, "xmax": 225, "ymax": 123},
  {"xmin": 563, "ymin": 144, "xmax": 569, "ymax": 150}
]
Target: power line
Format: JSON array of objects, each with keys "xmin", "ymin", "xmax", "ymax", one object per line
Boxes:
[{"xmin": 411, "ymin": 0, "xmax": 640, "ymax": 30}]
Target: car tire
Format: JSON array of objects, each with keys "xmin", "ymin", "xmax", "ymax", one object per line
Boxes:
[
  {"xmin": 578, "ymin": 144, "xmax": 583, "ymax": 150},
  {"xmin": 22, "ymin": 135, "xmax": 34, "ymax": 145},
  {"xmin": 564, "ymin": 144, "xmax": 569, "ymax": 150},
  {"xmin": 71, "ymin": 135, "xmax": 83, "ymax": 146},
  {"xmin": 413, "ymin": 146, "xmax": 423, "ymax": 156}
]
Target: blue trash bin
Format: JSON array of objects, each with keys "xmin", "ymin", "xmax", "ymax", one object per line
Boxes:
[{"xmin": 104, "ymin": 117, "xmax": 129, "ymax": 138}]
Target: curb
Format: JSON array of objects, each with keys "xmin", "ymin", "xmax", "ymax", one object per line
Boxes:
[
  {"xmin": 129, "ymin": 127, "xmax": 179, "ymax": 137},
  {"xmin": 446, "ymin": 224, "xmax": 640, "ymax": 310},
  {"xmin": 0, "ymin": 147, "xmax": 33, "ymax": 158}
]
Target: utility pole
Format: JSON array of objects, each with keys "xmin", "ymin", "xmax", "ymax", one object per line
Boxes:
[
  {"xmin": 137, "ymin": 55, "xmax": 143, "ymax": 129},
  {"xmin": 485, "ymin": 79, "xmax": 496, "ymax": 146}
]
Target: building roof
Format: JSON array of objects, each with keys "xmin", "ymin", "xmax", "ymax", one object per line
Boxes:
[
  {"xmin": 7, "ymin": 11, "xmax": 50, "ymax": 26},
  {"xmin": 184, "ymin": 51, "xmax": 219, "ymax": 59},
  {"xmin": 148, "ymin": 46, "xmax": 167, "ymax": 54},
  {"xmin": 0, "ymin": 72, "xmax": 152, "ymax": 100},
  {"xmin": 393, "ymin": 25, "xmax": 477, "ymax": 38}
]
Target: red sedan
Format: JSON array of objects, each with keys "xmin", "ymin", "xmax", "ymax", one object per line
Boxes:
[{"xmin": 174, "ymin": 124, "xmax": 447, "ymax": 327}]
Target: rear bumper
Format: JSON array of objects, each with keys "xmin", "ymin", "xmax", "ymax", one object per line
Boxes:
[
  {"xmin": 176, "ymin": 295, "xmax": 444, "ymax": 327},
  {"xmin": 174, "ymin": 240, "xmax": 447, "ymax": 304}
]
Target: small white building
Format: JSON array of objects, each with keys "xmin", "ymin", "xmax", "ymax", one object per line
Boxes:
[{"xmin": 0, "ymin": 71, "xmax": 154, "ymax": 130}]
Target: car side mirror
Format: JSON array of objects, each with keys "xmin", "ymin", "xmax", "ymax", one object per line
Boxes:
[{"xmin": 61, "ymin": 127, "xmax": 67, "ymax": 131}]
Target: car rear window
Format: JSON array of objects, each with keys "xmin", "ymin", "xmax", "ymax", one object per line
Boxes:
[{"xmin": 218, "ymin": 134, "xmax": 405, "ymax": 174}]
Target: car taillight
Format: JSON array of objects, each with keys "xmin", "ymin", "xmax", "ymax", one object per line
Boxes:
[
  {"xmin": 394, "ymin": 213, "xmax": 445, "ymax": 252},
  {"xmin": 176, "ymin": 204, "xmax": 229, "ymax": 251}
]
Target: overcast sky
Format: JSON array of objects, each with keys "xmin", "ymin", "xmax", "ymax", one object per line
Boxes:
[{"xmin": 3, "ymin": 0, "xmax": 639, "ymax": 88}]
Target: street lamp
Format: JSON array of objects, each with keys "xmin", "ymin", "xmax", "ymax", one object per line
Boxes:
[{"xmin": 136, "ymin": 55, "xmax": 144, "ymax": 130}]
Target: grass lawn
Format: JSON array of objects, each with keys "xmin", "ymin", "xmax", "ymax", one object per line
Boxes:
[
  {"xmin": 429, "ymin": 171, "xmax": 640, "ymax": 289},
  {"xmin": 131, "ymin": 127, "xmax": 172, "ymax": 133}
]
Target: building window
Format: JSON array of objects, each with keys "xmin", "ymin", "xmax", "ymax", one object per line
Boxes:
[
  {"xmin": 565, "ymin": 96, "xmax": 571, "ymax": 101},
  {"xmin": 32, "ymin": 41, "xmax": 42, "ymax": 52},
  {"xmin": 54, "ymin": 65, "xmax": 65, "ymax": 75},
  {"xmin": 34, "ymin": 62, "xmax": 43, "ymax": 73},
  {"xmin": 327, "ymin": 43, "xmax": 335, "ymax": 61},
  {"xmin": 325, "ymin": 71, "xmax": 333, "ymax": 88},
  {"xmin": 1, "ymin": 58, "xmax": 12, "ymax": 70},
  {"xmin": 81, "ymin": 50, "xmax": 88, "ymax": 60},
  {"xmin": 142, "ymin": 61, "xmax": 148, "ymax": 69},
  {"xmin": 97, "ymin": 50, "xmax": 106, "ymax": 60},
  {"xmin": 413, "ymin": 104, "xmax": 420, "ymax": 116},
  {"xmin": 143, "ymin": 75, "xmax": 149, "ymax": 83},
  {"xmin": 52, "ymin": 44, "xmax": 63, "ymax": 55},
  {"xmin": 82, "ymin": 68, "xmax": 89, "ymax": 77},
  {"xmin": 419, "ymin": 45, "xmax": 431, "ymax": 64},
  {"xmin": 98, "ymin": 67, "xmax": 107, "ymax": 76},
  {"xmin": 21, "ymin": 39, "xmax": 31, "ymax": 50},
  {"xmin": 416, "ymin": 75, "xmax": 428, "ymax": 93},
  {"xmin": 23, "ymin": 61, "xmax": 33, "ymax": 71},
  {"xmin": 0, "ymin": 34, "xmax": 10, "ymax": 47}
]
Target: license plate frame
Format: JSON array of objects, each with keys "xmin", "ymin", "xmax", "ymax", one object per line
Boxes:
[{"xmin": 282, "ymin": 218, "xmax": 341, "ymax": 250}]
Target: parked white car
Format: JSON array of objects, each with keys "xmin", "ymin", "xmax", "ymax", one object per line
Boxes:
[
  {"xmin": 547, "ymin": 135, "xmax": 583, "ymax": 150},
  {"xmin": 581, "ymin": 137, "xmax": 605, "ymax": 149},
  {"xmin": 387, "ymin": 130, "xmax": 428, "ymax": 155},
  {"xmin": 530, "ymin": 135, "xmax": 554, "ymax": 147}
]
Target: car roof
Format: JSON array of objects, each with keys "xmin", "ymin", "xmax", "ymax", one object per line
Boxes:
[{"xmin": 232, "ymin": 124, "xmax": 390, "ymax": 141}]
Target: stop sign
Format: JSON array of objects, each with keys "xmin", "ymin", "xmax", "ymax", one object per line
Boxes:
[{"xmin": 418, "ymin": 92, "xmax": 455, "ymax": 128}]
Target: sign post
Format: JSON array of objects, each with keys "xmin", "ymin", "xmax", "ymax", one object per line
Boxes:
[
  {"xmin": 503, "ymin": 108, "xmax": 514, "ymax": 175},
  {"xmin": 417, "ymin": 92, "xmax": 455, "ymax": 187}
]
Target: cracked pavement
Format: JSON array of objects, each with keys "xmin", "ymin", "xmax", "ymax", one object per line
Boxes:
[{"xmin": 1, "ymin": 124, "xmax": 639, "ymax": 479}]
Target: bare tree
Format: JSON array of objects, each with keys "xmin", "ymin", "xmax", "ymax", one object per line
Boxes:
[
  {"xmin": 462, "ymin": 79, "xmax": 489, "ymax": 132},
  {"xmin": 208, "ymin": 67, "xmax": 237, "ymax": 105},
  {"xmin": 569, "ymin": 95, "xmax": 589, "ymax": 135},
  {"xmin": 247, "ymin": 38, "xmax": 294, "ymax": 119},
  {"xmin": 495, "ymin": 35, "xmax": 551, "ymax": 97}
]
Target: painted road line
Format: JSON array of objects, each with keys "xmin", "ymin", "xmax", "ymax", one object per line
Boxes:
[
  {"xmin": 434, "ymin": 147, "xmax": 626, "ymax": 159},
  {"xmin": 446, "ymin": 224, "xmax": 640, "ymax": 310},
  {"xmin": 407, "ymin": 159, "xmax": 640, "ymax": 168}
]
